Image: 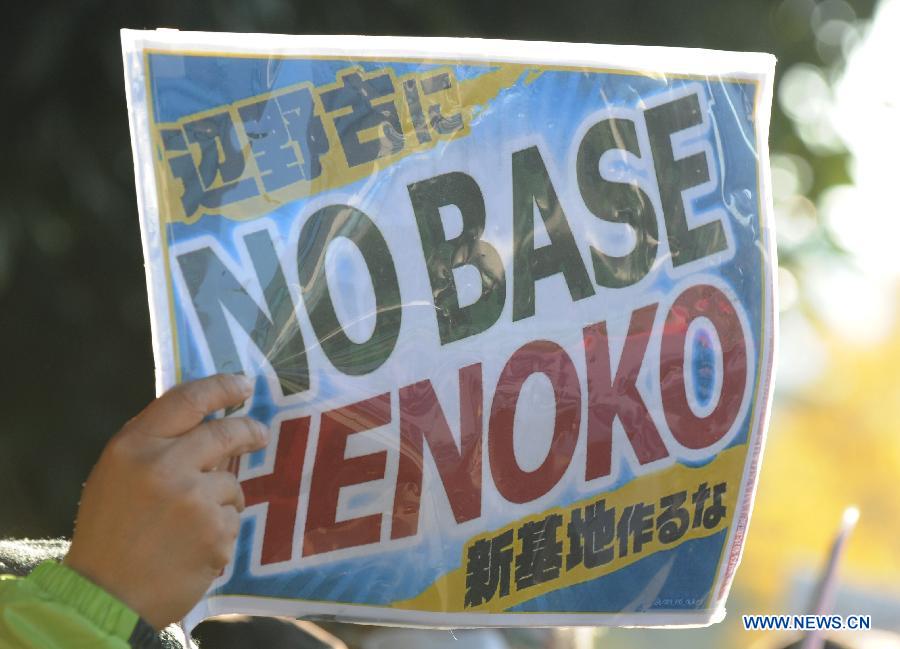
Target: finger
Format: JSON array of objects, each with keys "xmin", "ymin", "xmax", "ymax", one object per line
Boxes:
[
  {"xmin": 222, "ymin": 505, "xmax": 241, "ymax": 538},
  {"xmin": 212, "ymin": 505, "xmax": 242, "ymax": 570},
  {"xmin": 213, "ymin": 455, "xmax": 241, "ymax": 475},
  {"xmin": 131, "ymin": 374, "xmax": 253, "ymax": 439},
  {"xmin": 202, "ymin": 471, "xmax": 246, "ymax": 512},
  {"xmin": 176, "ymin": 416, "xmax": 268, "ymax": 470}
]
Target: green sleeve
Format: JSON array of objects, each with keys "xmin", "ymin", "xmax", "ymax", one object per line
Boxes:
[{"xmin": 0, "ymin": 560, "xmax": 142, "ymax": 648}]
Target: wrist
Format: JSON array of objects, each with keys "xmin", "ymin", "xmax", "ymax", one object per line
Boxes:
[
  {"xmin": 28, "ymin": 560, "xmax": 143, "ymax": 637},
  {"xmin": 63, "ymin": 550, "xmax": 163, "ymax": 631}
]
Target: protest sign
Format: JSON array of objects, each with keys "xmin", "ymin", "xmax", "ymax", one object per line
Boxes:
[{"xmin": 121, "ymin": 30, "xmax": 776, "ymax": 628}]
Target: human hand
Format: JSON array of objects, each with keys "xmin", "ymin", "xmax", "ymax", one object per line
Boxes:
[{"xmin": 64, "ymin": 374, "xmax": 267, "ymax": 630}]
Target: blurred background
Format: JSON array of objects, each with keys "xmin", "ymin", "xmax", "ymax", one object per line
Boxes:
[{"xmin": 2, "ymin": 0, "xmax": 899, "ymax": 646}]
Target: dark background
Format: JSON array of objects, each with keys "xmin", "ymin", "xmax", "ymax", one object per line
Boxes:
[{"xmin": 0, "ymin": 0, "xmax": 868, "ymax": 538}]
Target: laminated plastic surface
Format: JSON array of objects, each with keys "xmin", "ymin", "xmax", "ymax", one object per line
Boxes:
[{"xmin": 121, "ymin": 30, "xmax": 777, "ymax": 629}]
